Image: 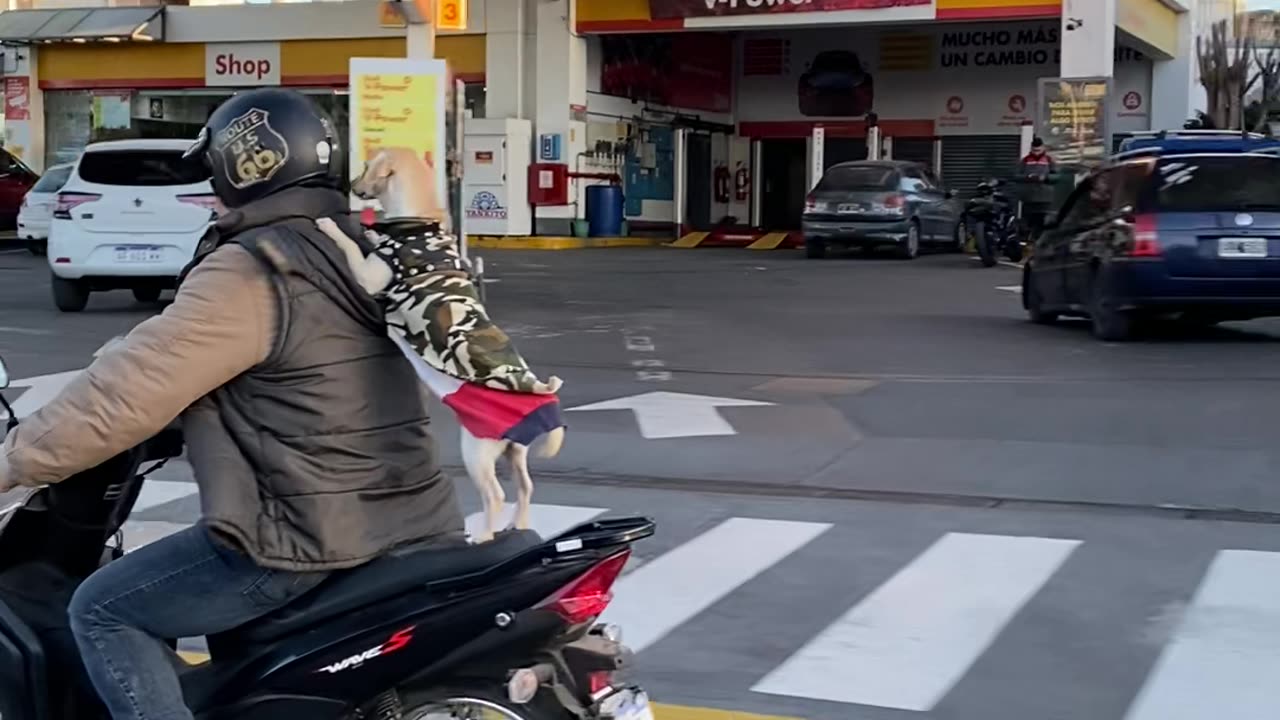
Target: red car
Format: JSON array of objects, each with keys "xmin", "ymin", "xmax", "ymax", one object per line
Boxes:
[{"xmin": 0, "ymin": 148, "xmax": 38, "ymax": 230}]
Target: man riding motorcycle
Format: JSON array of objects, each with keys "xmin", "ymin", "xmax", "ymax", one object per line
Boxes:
[{"xmin": 0, "ymin": 88, "xmax": 463, "ymax": 720}]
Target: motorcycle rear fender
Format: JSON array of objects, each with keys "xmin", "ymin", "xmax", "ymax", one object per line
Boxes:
[{"xmin": 192, "ymin": 558, "xmax": 590, "ymax": 715}]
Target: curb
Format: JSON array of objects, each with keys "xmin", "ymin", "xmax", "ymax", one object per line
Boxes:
[
  {"xmin": 176, "ymin": 652, "xmax": 798, "ymax": 719},
  {"xmin": 469, "ymin": 236, "xmax": 665, "ymax": 250}
]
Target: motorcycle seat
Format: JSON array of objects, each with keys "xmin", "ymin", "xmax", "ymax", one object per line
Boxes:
[{"xmin": 206, "ymin": 529, "xmax": 542, "ymax": 653}]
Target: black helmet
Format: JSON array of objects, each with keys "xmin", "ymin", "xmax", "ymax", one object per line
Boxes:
[{"xmin": 184, "ymin": 88, "xmax": 342, "ymax": 208}]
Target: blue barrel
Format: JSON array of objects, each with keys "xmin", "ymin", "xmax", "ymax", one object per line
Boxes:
[{"xmin": 586, "ymin": 184, "xmax": 625, "ymax": 237}]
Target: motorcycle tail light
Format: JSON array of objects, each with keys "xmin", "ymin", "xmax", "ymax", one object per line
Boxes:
[
  {"xmin": 588, "ymin": 671, "xmax": 614, "ymax": 695},
  {"xmin": 53, "ymin": 192, "xmax": 101, "ymax": 219},
  {"xmin": 1130, "ymin": 214, "xmax": 1161, "ymax": 257},
  {"xmin": 538, "ymin": 549, "xmax": 631, "ymax": 625}
]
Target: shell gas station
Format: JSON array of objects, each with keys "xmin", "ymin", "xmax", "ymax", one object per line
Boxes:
[{"xmin": 0, "ymin": 0, "xmax": 1195, "ymax": 248}]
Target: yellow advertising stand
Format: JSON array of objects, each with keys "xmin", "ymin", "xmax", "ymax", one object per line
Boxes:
[{"xmin": 348, "ymin": 57, "xmax": 450, "ymax": 216}]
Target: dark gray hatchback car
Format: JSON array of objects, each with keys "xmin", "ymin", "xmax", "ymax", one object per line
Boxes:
[{"xmin": 802, "ymin": 160, "xmax": 965, "ymax": 259}]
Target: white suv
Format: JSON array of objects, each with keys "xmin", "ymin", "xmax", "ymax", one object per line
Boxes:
[{"xmin": 48, "ymin": 139, "xmax": 215, "ymax": 312}]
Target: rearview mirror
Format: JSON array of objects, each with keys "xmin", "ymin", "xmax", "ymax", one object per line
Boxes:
[{"xmin": 0, "ymin": 355, "xmax": 9, "ymax": 389}]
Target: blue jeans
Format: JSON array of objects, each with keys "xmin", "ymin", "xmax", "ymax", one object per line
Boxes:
[{"xmin": 68, "ymin": 524, "xmax": 328, "ymax": 720}]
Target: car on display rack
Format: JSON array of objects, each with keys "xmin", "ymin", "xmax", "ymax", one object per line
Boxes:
[
  {"xmin": 16, "ymin": 163, "xmax": 73, "ymax": 256},
  {"xmin": 47, "ymin": 139, "xmax": 215, "ymax": 313},
  {"xmin": 1022, "ymin": 151, "xmax": 1280, "ymax": 341},
  {"xmin": 801, "ymin": 160, "xmax": 965, "ymax": 260},
  {"xmin": 797, "ymin": 50, "xmax": 874, "ymax": 118},
  {"xmin": 0, "ymin": 147, "xmax": 39, "ymax": 232}
]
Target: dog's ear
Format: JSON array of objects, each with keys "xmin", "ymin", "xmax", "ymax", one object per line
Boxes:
[{"xmin": 353, "ymin": 150, "xmax": 394, "ymax": 199}]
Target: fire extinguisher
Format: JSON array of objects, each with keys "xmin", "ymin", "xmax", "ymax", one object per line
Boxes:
[
  {"xmin": 734, "ymin": 163, "xmax": 750, "ymax": 202},
  {"xmin": 714, "ymin": 165, "xmax": 731, "ymax": 204}
]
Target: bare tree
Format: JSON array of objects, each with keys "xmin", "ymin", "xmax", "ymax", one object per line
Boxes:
[
  {"xmin": 1197, "ymin": 19, "xmax": 1255, "ymax": 130},
  {"xmin": 1249, "ymin": 15, "xmax": 1280, "ymax": 131}
]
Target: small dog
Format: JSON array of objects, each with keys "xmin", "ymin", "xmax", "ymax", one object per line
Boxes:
[{"xmin": 317, "ymin": 147, "xmax": 565, "ymax": 542}]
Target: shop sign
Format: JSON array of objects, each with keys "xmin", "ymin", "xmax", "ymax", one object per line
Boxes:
[
  {"xmin": 938, "ymin": 24, "xmax": 1147, "ymax": 69},
  {"xmin": 3, "ymin": 77, "xmax": 29, "ymax": 121},
  {"xmin": 206, "ymin": 42, "xmax": 281, "ymax": 87},
  {"xmin": 1118, "ymin": 90, "xmax": 1147, "ymax": 118},
  {"xmin": 466, "ymin": 190, "xmax": 507, "ymax": 220},
  {"xmin": 1037, "ymin": 77, "xmax": 1110, "ymax": 168},
  {"xmin": 999, "ymin": 93, "xmax": 1029, "ymax": 128},
  {"xmin": 651, "ymin": 0, "xmax": 929, "ymax": 19},
  {"xmin": 939, "ymin": 95, "xmax": 968, "ymax": 128}
]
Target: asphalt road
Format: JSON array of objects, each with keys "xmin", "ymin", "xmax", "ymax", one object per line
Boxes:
[{"xmin": 3, "ymin": 243, "xmax": 1280, "ymax": 719}]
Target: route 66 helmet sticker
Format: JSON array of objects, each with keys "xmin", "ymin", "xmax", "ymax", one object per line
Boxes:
[{"xmin": 213, "ymin": 108, "xmax": 290, "ymax": 190}]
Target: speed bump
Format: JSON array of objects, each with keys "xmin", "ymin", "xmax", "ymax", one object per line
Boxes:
[
  {"xmin": 746, "ymin": 232, "xmax": 790, "ymax": 250},
  {"xmin": 670, "ymin": 231, "xmax": 709, "ymax": 248}
]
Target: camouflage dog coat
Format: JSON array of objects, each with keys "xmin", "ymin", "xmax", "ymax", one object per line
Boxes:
[{"xmin": 368, "ymin": 221, "xmax": 558, "ymax": 395}]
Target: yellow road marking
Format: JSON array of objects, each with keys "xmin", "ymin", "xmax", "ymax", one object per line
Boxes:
[
  {"xmin": 653, "ymin": 705, "xmax": 801, "ymax": 720},
  {"xmin": 469, "ymin": 236, "xmax": 663, "ymax": 250},
  {"xmin": 669, "ymin": 231, "xmax": 709, "ymax": 248},
  {"xmin": 175, "ymin": 652, "xmax": 799, "ymax": 719},
  {"xmin": 745, "ymin": 232, "xmax": 790, "ymax": 251}
]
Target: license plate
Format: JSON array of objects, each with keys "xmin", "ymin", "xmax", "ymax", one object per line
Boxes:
[
  {"xmin": 115, "ymin": 246, "xmax": 163, "ymax": 263},
  {"xmin": 837, "ymin": 203, "xmax": 863, "ymax": 213},
  {"xmin": 1218, "ymin": 237, "xmax": 1268, "ymax": 258},
  {"xmin": 599, "ymin": 688, "xmax": 654, "ymax": 720}
]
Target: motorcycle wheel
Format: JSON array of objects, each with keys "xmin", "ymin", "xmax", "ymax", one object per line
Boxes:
[
  {"xmin": 974, "ymin": 222, "xmax": 996, "ymax": 268},
  {"xmin": 400, "ymin": 687, "xmax": 572, "ymax": 720},
  {"xmin": 1004, "ymin": 237, "xmax": 1024, "ymax": 263}
]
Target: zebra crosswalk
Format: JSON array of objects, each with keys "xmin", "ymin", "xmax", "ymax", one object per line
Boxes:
[{"xmin": 121, "ymin": 479, "xmax": 1280, "ymax": 719}]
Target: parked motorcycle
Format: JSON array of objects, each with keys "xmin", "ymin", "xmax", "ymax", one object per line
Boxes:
[
  {"xmin": 963, "ymin": 178, "xmax": 1025, "ymax": 268},
  {"xmin": 0, "ymin": 354, "xmax": 656, "ymax": 720}
]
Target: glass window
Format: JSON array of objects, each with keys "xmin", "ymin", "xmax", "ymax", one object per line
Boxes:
[
  {"xmin": 1059, "ymin": 180, "xmax": 1104, "ymax": 227},
  {"xmin": 31, "ymin": 165, "xmax": 72, "ymax": 192},
  {"xmin": 900, "ymin": 169, "xmax": 928, "ymax": 193},
  {"xmin": 1109, "ymin": 160, "xmax": 1153, "ymax": 212},
  {"xmin": 1155, "ymin": 155, "xmax": 1280, "ymax": 211},
  {"xmin": 77, "ymin": 150, "xmax": 209, "ymax": 187},
  {"xmin": 817, "ymin": 165, "xmax": 899, "ymax": 191}
]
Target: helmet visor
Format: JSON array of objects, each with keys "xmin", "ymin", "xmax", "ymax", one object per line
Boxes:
[{"xmin": 184, "ymin": 126, "xmax": 211, "ymax": 163}]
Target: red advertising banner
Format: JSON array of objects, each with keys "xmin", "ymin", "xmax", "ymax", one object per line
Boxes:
[
  {"xmin": 600, "ymin": 33, "xmax": 733, "ymax": 113},
  {"xmin": 650, "ymin": 0, "xmax": 930, "ymax": 19},
  {"xmin": 4, "ymin": 77, "xmax": 29, "ymax": 121}
]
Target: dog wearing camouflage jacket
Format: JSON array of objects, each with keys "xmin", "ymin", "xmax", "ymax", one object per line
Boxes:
[{"xmin": 316, "ymin": 147, "xmax": 564, "ymax": 542}]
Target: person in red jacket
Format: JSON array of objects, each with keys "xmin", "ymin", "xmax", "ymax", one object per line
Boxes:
[{"xmin": 1018, "ymin": 137, "xmax": 1057, "ymax": 233}]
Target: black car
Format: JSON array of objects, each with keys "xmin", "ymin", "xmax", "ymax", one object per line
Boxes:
[{"xmin": 1023, "ymin": 151, "xmax": 1280, "ymax": 340}]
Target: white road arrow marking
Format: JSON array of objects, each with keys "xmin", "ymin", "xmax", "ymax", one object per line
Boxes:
[
  {"xmin": 3, "ymin": 369, "xmax": 83, "ymax": 419},
  {"xmin": 94, "ymin": 335, "xmax": 126, "ymax": 357},
  {"xmin": 996, "ymin": 285, "xmax": 1022, "ymax": 293},
  {"xmin": 567, "ymin": 391, "xmax": 774, "ymax": 439}
]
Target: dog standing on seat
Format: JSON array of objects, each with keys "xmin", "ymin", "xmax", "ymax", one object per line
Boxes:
[{"xmin": 316, "ymin": 147, "xmax": 565, "ymax": 542}]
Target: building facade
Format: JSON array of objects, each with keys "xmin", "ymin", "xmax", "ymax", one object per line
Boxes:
[{"xmin": 0, "ymin": 0, "xmax": 1219, "ymax": 236}]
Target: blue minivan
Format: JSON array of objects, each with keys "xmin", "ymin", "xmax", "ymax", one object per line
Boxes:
[{"xmin": 1022, "ymin": 149, "xmax": 1280, "ymax": 340}]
